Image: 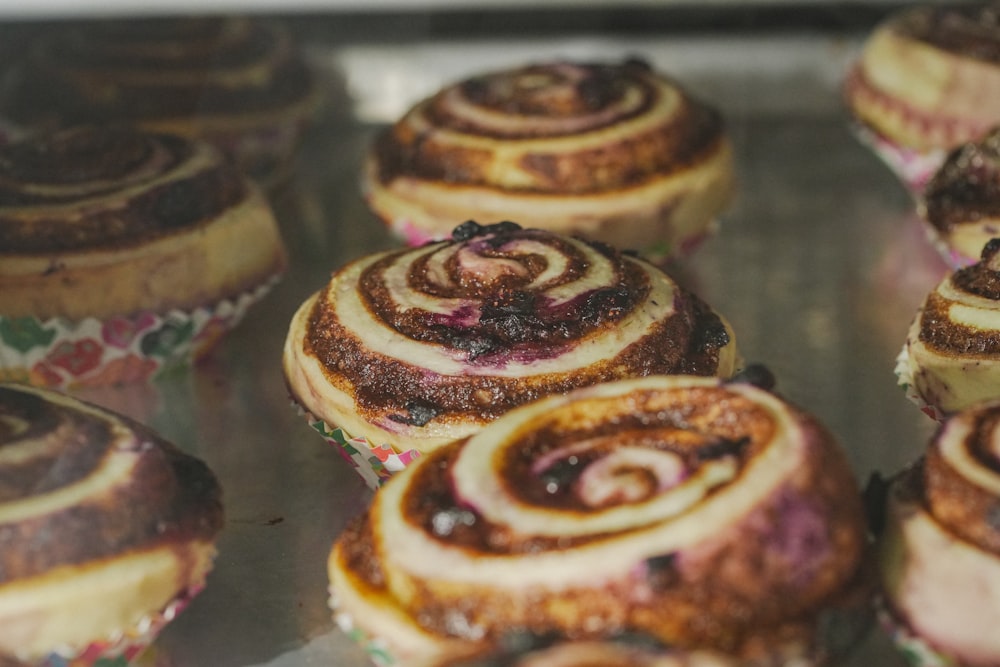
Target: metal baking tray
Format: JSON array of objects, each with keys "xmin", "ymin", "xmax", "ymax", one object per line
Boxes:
[{"xmin": 62, "ymin": 10, "xmax": 943, "ymax": 665}]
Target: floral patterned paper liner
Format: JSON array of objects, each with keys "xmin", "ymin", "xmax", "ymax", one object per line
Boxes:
[
  {"xmin": 0, "ymin": 277, "xmax": 279, "ymax": 389},
  {"xmin": 291, "ymin": 401, "xmax": 421, "ymax": 490},
  {"xmin": 329, "ymin": 592, "xmax": 397, "ymax": 667},
  {"xmin": 894, "ymin": 344, "xmax": 947, "ymax": 423},
  {"xmin": 850, "ymin": 123, "xmax": 946, "ymax": 196},
  {"xmin": 877, "ymin": 602, "xmax": 956, "ymax": 667},
  {"xmin": 27, "ymin": 584, "xmax": 201, "ymax": 667}
]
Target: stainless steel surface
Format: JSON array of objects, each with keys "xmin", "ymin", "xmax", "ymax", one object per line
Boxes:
[{"xmin": 69, "ymin": 24, "xmax": 945, "ymax": 666}]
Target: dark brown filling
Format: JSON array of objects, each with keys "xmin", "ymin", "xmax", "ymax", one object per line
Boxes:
[
  {"xmin": 894, "ymin": 5, "xmax": 1000, "ymax": 64},
  {"xmin": 924, "ymin": 130, "xmax": 1000, "ymax": 234},
  {"xmin": 0, "ymin": 390, "xmax": 223, "ymax": 582},
  {"xmin": 373, "ymin": 65, "xmax": 724, "ymax": 193},
  {"xmin": 919, "ymin": 290, "xmax": 1000, "ymax": 354},
  {"xmin": 305, "ymin": 280, "xmax": 728, "ymax": 426},
  {"xmin": 7, "ymin": 19, "xmax": 313, "ymax": 124},
  {"xmin": 0, "ymin": 128, "xmax": 248, "ymax": 253}
]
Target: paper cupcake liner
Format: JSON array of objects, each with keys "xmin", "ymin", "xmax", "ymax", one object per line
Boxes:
[
  {"xmin": 22, "ymin": 584, "xmax": 200, "ymax": 667},
  {"xmin": 291, "ymin": 401, "xmax": 421, "ymax": 490},
  {"xmin": 877, "ymin": 602, "xmax": 956, "ymax": 667},
  {"xmin": 329, "ymin": 594, "xmax": 397, "ymax": 667},
  {"xmin": 0, "ymin": 277, "xmax": 278, "ymax": 389},
  {"xmin": 894, "ymin": 344, "xmax": 947, "ymax": 422},
  {"xmin": 850, "ymin": 124, "xmax": 945, "ymax": 196}
]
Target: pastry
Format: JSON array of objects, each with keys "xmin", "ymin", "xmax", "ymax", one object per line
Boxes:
[
  {"xmin": 363, "ymin": 59, "xmax": 735, "ymax": 260},
  {"xmin": 878, "ymin": 400, "xmax": 1000, "ymax": 666},
  {"xmin": 0, "ymin": 382, "xmax": 224, "ymax": 664},
  {"xmin": 283, "ymin": 220, "xmax": 740, "ymax": 487},
  {"xmin": 329, "ymin": 374, "xmax": 870, "ymax": 666},
  {"xmin": 2, "ymin": 17, "xmax": 318, "ymax": 185},
  {"xmin": 920, "ymin": 126, "xmax": 1000, "ymax": 267},
  {"xmin": 0, "ymin": 125, "xmax": 287, "ymax": 387},
  {"xmin": 412, "ymin": 635, "xmax": 742, "ymax": 667},
  {"xmin": 897, "ymin": 237, "xmax": 1000, "ymax": 418},
  {"xmin": 844, "ymin": 3, "xmax": 1000, "ymax": 192}
]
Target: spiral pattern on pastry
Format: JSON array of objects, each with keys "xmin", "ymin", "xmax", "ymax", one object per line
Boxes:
[
  {"xmin": 901, "ymin": 238, "xmax": 1000, "ymax": 415},
  {"xmin": 879, "ymin": 402, "xmax": 1000, "ymax": 667},
  {"xmin": 0, "ymin": 382, "xmax": 223, "ymax": 659},
  {"xmin": 364, "ymin": 59, "xmax": 734, "ymax": 255},
  {"xmin": 6, "ymin": 17, "xmax": 317, "ymax": 183},
  {"xmin": 284, "ymin": 221, "xmax": 740, "ymax": 455},
  {"xmin": 921, "ymin": 127, "xmax": 1000, "ymax": 266},
  {"xmin": 845, "ymin": 4, "xmax": 1000, "ymax": 153},
  {"xmin": 0, "ymin": 125, "xmax": 286, "ymax": 321},
  {"xmin": 329, "ymin": 376, "xmax": 868, "ymax": 663}
]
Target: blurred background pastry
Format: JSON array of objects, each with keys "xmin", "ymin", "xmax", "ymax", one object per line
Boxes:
[
  {"xmin": 0, "ymin": 125, "xmax": 287, "ymax": 387},
  {"xmin": 919, "ymin": 126, "xmax": 1000, "ymax": 268},
  {"xmin": 0, "ymin": 16, "xmax": 319, "ymax": 187},
  {"xmin": 844, "ymin": 3, "xmax": 1000, "ymax": 193},
  {"xmin": 0, "ymin": 383, "xmax": 224, "ymax": 665},
  {"xmin": 363, "ymin": 58, "xmax": 735, "ymax": 261}
]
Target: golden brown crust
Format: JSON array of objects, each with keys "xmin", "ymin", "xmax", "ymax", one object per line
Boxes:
[
  {"xmin": 0, "ymin": 126, "xmax": 287, "ymax": 321},
  {"xmin": 364, "ymin": 60, "xmax": 734, "ymax": 255},
  {"xmin": 924, "ymin": 405, "xmax": 1000, "ymax": 555},
  {"xmin": 329, "ymin": 376, "xmax": 868, "ymax": 663},
  {"xmin": 0, "ymin": 383, "xmax": 223, "ymax": 660},
  {"xmin": 4, "ymin": 17, "xmax": 317, "ymax": 183},
  {"xmin": 921, "ymin": 127, "xmax": 1000, "ymax": 263},
  {"xmin": 284, "ymin": 222, "xmax": 739, "ymax": 454},
  {"xmin": 0, "ymin": 383, "xmax": 223, "ymax": 579},
  {"xmin": 846, "ymin": 4, "xmax": 1000, "ymax": 152}
]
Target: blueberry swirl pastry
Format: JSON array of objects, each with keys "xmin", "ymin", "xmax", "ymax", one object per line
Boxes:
[
  {"xmin": 364, "ymin": 59, "xmax": 735, "ymax": 259},
  {"xmin": 0, "ymin": 126, "xmax": 286, "ymax": 387},
  {"xmin": 920, "ymin": 126, "xmax": 1000, "ymax": 267},
  {"xmin": 898, "ymin": 237, "xmax": 1000, "ymax": 417},
  {"xmin": 879, "ymin": 401, "xmax": 1000, "ymax": 666},
  {"xmin": 4, "ymin": 17, "xmax": 317, "ymax": 184},
  {"xmin": 328, "ymin": 375, "xmax": 870, "ymax": 666},
  {"xmin": 0, "ymin": 383, "xmax": 223, "ymax": 664},
  {"xmin": 283, "ymin": 221, "xmax": 740, "ymax": 467},
  {"xmin": 844, "ymin": 3, "xmax": 1000, "ymax": 190}
]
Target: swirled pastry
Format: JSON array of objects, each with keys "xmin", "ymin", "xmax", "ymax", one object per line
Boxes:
[
  {"xmin": 0, "ymin": 383, "xmax": 224, "ymax": 663},
  {"xmin": 920, "ymin": 126, "xmax": 1000, "ymax": 267},
  {"xmin": 3, "ymin": 17, "xmax": 317, "ymax": 185},
  {"xmin": 363, "ymin": 59, "xmax": 735, "ymax": 259},
  {"xmin": 879, "ymin": 401, "xmax": 1000, "ymax": 666},
  {"xmin": 0, "ymin": 126, "xmax": 286, "ymax": 387},
  {"xmin": 898, "ymin": 238, "xmax": 1000, "ymax": 417},
  {"xmin": 844, "ymin": 4, "xmax": 1000, "ymax": 190},
  {"xmin": 329, "ymin": 375, "xmax": 869, "ymax": 665},
  {"xmin": 414, "ymin": 636, "xmax": 742, "ymax": 667},
  {"xmin": 283, "ymin": 221, "xmax": 740, "ymax": 461}
]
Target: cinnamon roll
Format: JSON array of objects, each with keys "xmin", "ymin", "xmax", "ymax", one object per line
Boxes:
[
  {"xmin": 0, "ymin": 382, "xmax": 224, "ymax": 664},
  {"xmin": 897, "ymin": 237, "xmax": 1000, "ymax": 417},
  {"xmin": 363, "ymin": 59, "xmax": 735, "ymax": 259},
  {"xmin": 283, "ymin": 221, "xmax": 740, "ymax": 484},
  {"xmin": 329, "ymin": 375, "xmax": 870, "ymax": 666},
  {"xmin": 879, "ymin": 401, "xmax": 1000, "ymax": 667},
  {"xmin": 0, "ymin": 125, "xmax": 286, "ymax": 387},
  {"xmin": 920, "ymin": 126, "xmax": 1000, "ymax": 267},
  {"xmin": 3, "ymin": 17, "xmax": 318, "ymax": 185},
  {"xmin": 414, "ymin": 635, "xmax": 742, "ymax": 667},
  {"xmin": 844, "ymin": 3, "xmax": 1000, "ymax": 191}
]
